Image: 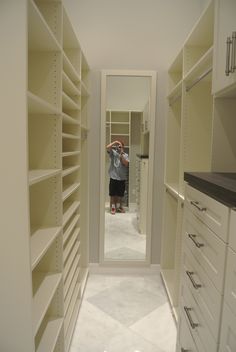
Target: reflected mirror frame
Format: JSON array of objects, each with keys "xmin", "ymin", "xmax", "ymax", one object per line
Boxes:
[{"xmin": 100, "ymin": 70, "xmax": 157, "ymax": 267}]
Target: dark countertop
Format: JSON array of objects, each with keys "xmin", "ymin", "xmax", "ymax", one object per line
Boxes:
[{"xmin": 184, "ymin": 172, "xmax": 236, "ymax": 207}]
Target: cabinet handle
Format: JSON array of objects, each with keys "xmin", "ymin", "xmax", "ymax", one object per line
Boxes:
[
  {"xmin": 188, "ymin": 233, "xmax": 204, "ymax": 248},
  {"xmin": 190, "ymin": 200, "xmax": 206, "ymax": 212},
  {"xmin": 184, "ymin": 306, "xmax": 198, "ymax": 329},
  {"xmin": 231, "ymin": 32, "xmax": 236, "ymax": 72},
  {"xmin": 186, "ymin": 270, "xmax": 202, "ymax": 289},
  {"xmin": 226, "ymin": 36, "xmax": 232, "ymax": 76}
]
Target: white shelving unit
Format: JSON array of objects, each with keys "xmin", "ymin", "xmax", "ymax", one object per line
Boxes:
[
  {"xmin": 0, "ymin": 1, "xmax": 89, "ymax": 351},
  {"xmin": 161, "ymin": 0, "xmax": 214, "ymax": 321}
]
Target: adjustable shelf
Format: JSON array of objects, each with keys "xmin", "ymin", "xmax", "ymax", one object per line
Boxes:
[
  {"xmin": 63, "ymin": 215, "xmax": 80, "ymax": 245},
  {"xmin": 31, "ymin": 227, "xmax": 62, "ymax": 270},
  {"xmin": 64, "ymin": 297, "xmax": 80, "ymax": 352},
  {"xmin": 63, "ymin": 92, "xmax": 80, "ymax": 111},
  {"xmin": 32, "ymin": 272, "xmax": 62, "ymax": 335},
  {"xmin": 63, "ymin": 112, "xmax": 80, "ymax": 125},
  {"xmin": 62, "ymin": 151, "xmax": 80, "ymax": 157},
  {"xmin": 62, "ymin": 182, "xmax": 80, "ymax": 202},
  {"xmin": 64, "ymin": 227, "xmax": 80, "ymax": 263},
  {"xmin": 63, "ymin": 201, "xmax": 80, "ymax": 227},
  {"xmin": 64, "ymin": 268, "xmax": 80, "ymax": 315},
  {"xmin": 64, "ymin": 282, "xmax": 81, "ymax": 335},
  {"xmin": 29, "ymin": 169, "xmax": 61, "ymax": 185},
  {"xmin": 64, "ymin": 244, "xmax": 80, "ymax": 287},
  {"xmin": 35, "ymin": 317, "xmax": 63, "ymax": 352},
  {"xmin": 63, "ymin": 53, "xmax": 80, "ymax": 84},
  {"xmin": 63, "ymin": 71, "xmax": 81, "ymax": 98},
  {"xmin": 62, "ymin": 165, "xmax": 80, "ymax": 178},
  {"xmin": 28, "ymin": 92, "xmax": 61, "ymax": 115}
]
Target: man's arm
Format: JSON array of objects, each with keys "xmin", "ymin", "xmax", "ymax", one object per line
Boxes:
[
  {"xmin": 106, "ymin": 140, "xmax": 121, "ymax": 151},
  {"xmin": 120, "ymin": 153, "xmax": 129, "ymax": 167}
]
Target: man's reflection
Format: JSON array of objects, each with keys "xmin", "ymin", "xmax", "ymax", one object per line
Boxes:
[{"xmin": 106, "ymin": 139, "xmax": 129, "ymax": 214}]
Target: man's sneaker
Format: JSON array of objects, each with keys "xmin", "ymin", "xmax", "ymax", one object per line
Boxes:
[
  {"xmin": 111, "ymin": 207, "xmax": 116, "ymax": 215},
  {"xmin": 117, "ymin": 207, "xmax": 125, "ymax": 213}
]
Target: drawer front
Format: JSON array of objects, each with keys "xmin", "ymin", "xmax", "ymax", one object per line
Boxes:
[
  {"xmin": 219, "ymin": 303, "xmax": 236, "ymax": 352},
  {"xmin": 185, "ymin": 184, "xmax": 229, "ymax": 242},
  {"xmin": 177, "ymin": 308, "xmax": 202, "ymax": 352},
  {"xmin": 182, "ymin": 245, "xmax": 222, "ymax": 339},
  {"xmin": 184, "ymin": 207, "xmax": 227, "ymax": 292},
  {"xmin": 180, "ymin": 281, "xmax": 218, "ymax": 352},
  {"xmin": 224, "ymin": 247, "xmax": 236, "ymax": 316},
  {"xmin": 229, "ymin": 209, "xmax": 236, "ymax": 252}
]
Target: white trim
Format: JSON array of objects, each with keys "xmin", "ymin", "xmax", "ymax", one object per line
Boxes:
[
  {"xmin": 100, "ymin": 69, "xmax": 157, "ymax": 265},
  {"xmin": 89, "ymin": 263, "xmax": 160, "ymax": 275}
]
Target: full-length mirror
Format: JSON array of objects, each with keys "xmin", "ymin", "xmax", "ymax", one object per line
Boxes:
[{"xmin": 100, "ymin": 70, "xmax": 156, "ymax": 265}]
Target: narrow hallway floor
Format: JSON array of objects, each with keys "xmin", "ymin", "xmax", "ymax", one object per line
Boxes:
[{"xmin": 69, "ymin": 273, "xmax": 177, "ymax": 352}]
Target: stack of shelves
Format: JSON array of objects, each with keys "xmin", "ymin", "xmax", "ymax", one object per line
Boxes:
[
  {"xmin": 161, "ymin": 0, "xmax": 214, "ymax": 320},
  {"xmin": 0, "ymin": 1, "xmax": 89, "ymax": 351},
  {"xmin": 28, "ymin": 1, "xmax": 64, "ymax": 351}
]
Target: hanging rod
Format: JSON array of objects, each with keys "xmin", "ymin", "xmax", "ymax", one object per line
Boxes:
[
  {"xmin": 186, "ymin": 67, "xmax": 212, "ymax": 92},
  {"xmin": 169, "ymin": 93, "xmax": 181, "ymax": 106}
]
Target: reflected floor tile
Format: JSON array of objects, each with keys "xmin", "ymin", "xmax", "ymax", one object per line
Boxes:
[
  {"xmin": 105, "ymin": 247, "xmax": 145, "ymax": 260},
  {"xmin": 130, "ymin": 302, "xmax": 177, "ymax": 352}
]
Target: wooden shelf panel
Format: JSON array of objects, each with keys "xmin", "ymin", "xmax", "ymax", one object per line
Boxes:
[
  {"xmin": 63, "ymin": 71, "xmax": 81, "ymax": 97},
  {"xmin": 29, "ymin": 169, "xmax": 61, "ymax": 186},
  {"xmin": 62, "ymin": 112, "xmax": 80, "ymax": 125},
  {"xmin": 63, "ymin": 53, "xmax": 80, "ymax": 84},
  {"xmin": 63, "ymin": 201, "xmax": 80, "ymax": 227},
  {"xmin": 64, "ymin": 244, "xmax": 80, "ymax": 285},
  {"xmin": 62, "ymin": 182, "xmax": 80, "ymax": 202},
  {"xmin": 28, "ymin": 0, "xmax": 61, "ymax": 52},
  {"xmin": 31, "ymin": 227, "xmax": 61, "ymax": 270},
  {"xmin": 36, "ymin": 317, "xmax": 63, "ymax": 352},
  {"xmin": 62, "ymin": 151, "xmax": 80, "ymax": 157},
  {"xmin": 64, "ymin": 227, "xmax": 80, "ymax": 262},
  {"xmin": 62, "ymin": 92, "xmax": 80, "ymax": 111},
  {"xmin": 64, "ymin": 296, "xmax": 81, "ymax": 352},
  {"xmin": 62, "ymin": 165, "xmax": 80, "ymax": 178},
  {"xmin": 64, "ymin": 282, "xmax": 81, "ymax": 335},
  {"xmin": 184, "ymin": 46, "xmax": 213, "ymax": 85},
  {"xmin": 62, "ymin": 132, "xmax": 80, "ymax": 140},
  {"xmin": 64, "ymin": 255, "xmax": 80, "ymax": 299},
  {"xmin": 28, "ymin": 91, "xmax": 60, "ymax": 115},
  {"xmin": 63, "ymin": 215, "xmax": 80, "ymax": 245},
  {"xmin": 33, "ymin": 272, "xmax": 62, "ymax": 335},
  {"xmin": 64, "ymin": 268, "xmax": 80, "ymax": 315}
]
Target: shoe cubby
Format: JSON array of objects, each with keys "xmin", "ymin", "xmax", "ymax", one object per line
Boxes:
[
  {"xmin": 63, "ymin": 9, "xmax": 81, "ymax": 77},
  {"xmin": 28, "ymin": 114, "xmax": 61, "ymax": 185},
  {"xmin": 33, "ymin": 0, "xmax": 62, "ymax": 46},
  {"xmin": 183, "ymin": 1, "xmax": 214, "ymax": 76}
]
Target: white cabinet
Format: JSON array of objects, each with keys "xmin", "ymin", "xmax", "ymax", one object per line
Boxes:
[{"xmin": 212, "ymin": 0, "xmax": 236, "ymax": 95}]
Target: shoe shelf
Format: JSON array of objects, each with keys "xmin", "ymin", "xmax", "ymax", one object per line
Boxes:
[{"xmin": 63, "ymin": 214, "xmax": 80, "ymax": 245}]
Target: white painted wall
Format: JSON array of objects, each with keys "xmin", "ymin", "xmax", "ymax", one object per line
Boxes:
[{"xmin": 64, "ymin": 0, "xmax": 209, "ymax": 264}]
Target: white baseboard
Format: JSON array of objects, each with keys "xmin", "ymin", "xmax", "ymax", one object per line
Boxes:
[{"xmin": 89, "ymin": 263, "xmax": 160, "ymax": 275}]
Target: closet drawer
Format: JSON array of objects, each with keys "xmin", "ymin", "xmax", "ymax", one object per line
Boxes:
[
  {"xmin": 177, "ymin": 308, "xmax": 201, "ymax": 352},
  {"xmin": 182, "ymin": 245, "xmax": 222, "ymax": 339},
  {"xmin": 185, "ymin": 184, "xmax": 229, "ymax": 242},
  {"xmin": 224, "ymin": 247, "xmax": 236, "ymax": 316},
  {"xmin": 219, "ymin": 302, "xmax": 236, "ymax": 352},
  {"xmin": 180, "ymin": 282, "xmax": 217, "ymax": 352},
  {"xmin": 229, "ymin": 209, "xmax": 236, "ymax": 252},
  {"xmin": 184, "ymin": 207, "xmax": 227, "ymax": 293}
]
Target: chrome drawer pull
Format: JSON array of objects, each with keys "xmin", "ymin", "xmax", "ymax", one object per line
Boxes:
[
  {"xmin": 186, "ymin": 270, "xmax": 202, "ymax": 289},
  {"xmin": 226, "ymin": 36, "xmax": 232, "ymax": 76},
  {"xmin": 190, "ymin": 200, "xmax": 206, "ymax": 212},
  {"xmin": 188, "ymin": 233, "xmax": 204, "ymax": 248},
  {"xmin": 184, "ymin": 306, "xmax": 198, "ymax": 329},
  {"xmin": 231, "ymin": 32, "xmax": 236, "ymax": 72}
]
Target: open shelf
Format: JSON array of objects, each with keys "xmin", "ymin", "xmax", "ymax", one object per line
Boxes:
[
  {"xmin": 29, "ymin": 169, "xmax": 61, "ymax": 185},
  {"xmin": 28, "ymin": 0, "xmax": 61, "ymax": 52},
  {"xmin": 62, "ymin": 165, "xmax": 80, "ymax": 178},
  {"xmin": 63, "ymin": 215, "xmax": 80, "ymax": 245},
  {"xmin": 64, "ymin": 297, "xmax": 80, "ymax": 352},
  {"xmin": 63, "ymin": 71, "xmax": 81, "ymax": 98},
  {"xmin": 62, "ymin": 151, "xmax": 80, "ymax": 157},
  {"xmin": 64, "ymin": 227, "xmax": 80, "ymax": 262},
  {"xmin": 64, "ymin": 244, "xmax": 80, "ymax": 285},
  {"xmin": 63, "ymin": 92, "xmax": 80, "ymax": 111},
  {"xmin": 62, "ymin": 182, "xmax": 80, "ymax": 202},
  {"xmin": 28, "ymin": 91, "xmax": 60, "ymax": 115},
  {"xmin": 64, "ymin": 268, "xmax": 80, "ymax": 315},
  {"xmin": 32, "ymin": 272, "xmax": 62, "ymax": 335},
  {"xmin": 35, "ymin": 317, "xmax": 63, "ymax": 352},
  {"xmin": 64, "ymin": 282, "xmax": 81, "ymax": 335},
  {"xmin": 31, "ymin": 227, "xmax": 61, "ymax": 270},
  {"xmin": 63, "ymin": 201, "xmax": 80, "ymax": 227},
  {"xmin": 63, "ymin": 53, "xmax": 80, "ymax": 84},
  {"xmin": 62, "ymin": 112, "xmax": 80, "ymax": 125}
]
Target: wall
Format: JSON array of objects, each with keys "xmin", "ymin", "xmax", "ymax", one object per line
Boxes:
[{"xmin": 64, "ymin": 0, "xmax": 209, "ymax": 264}]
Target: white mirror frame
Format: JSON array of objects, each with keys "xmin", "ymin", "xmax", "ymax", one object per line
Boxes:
[{"xmin": 100, "ymin": 70, "xmax": 157, "ymax": 266}]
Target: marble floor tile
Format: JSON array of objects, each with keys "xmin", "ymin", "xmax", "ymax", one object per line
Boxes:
[
  {"xmin": 130, "ymin": 302, "xmax": 177, "ymax": 352},
  {"xmin": 69, "ymin": 273, "xmax": 177, "ymax": 352},
  {"xmin": 87, "ymin": 277, "xmax": 167, "ymax": 326}
]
